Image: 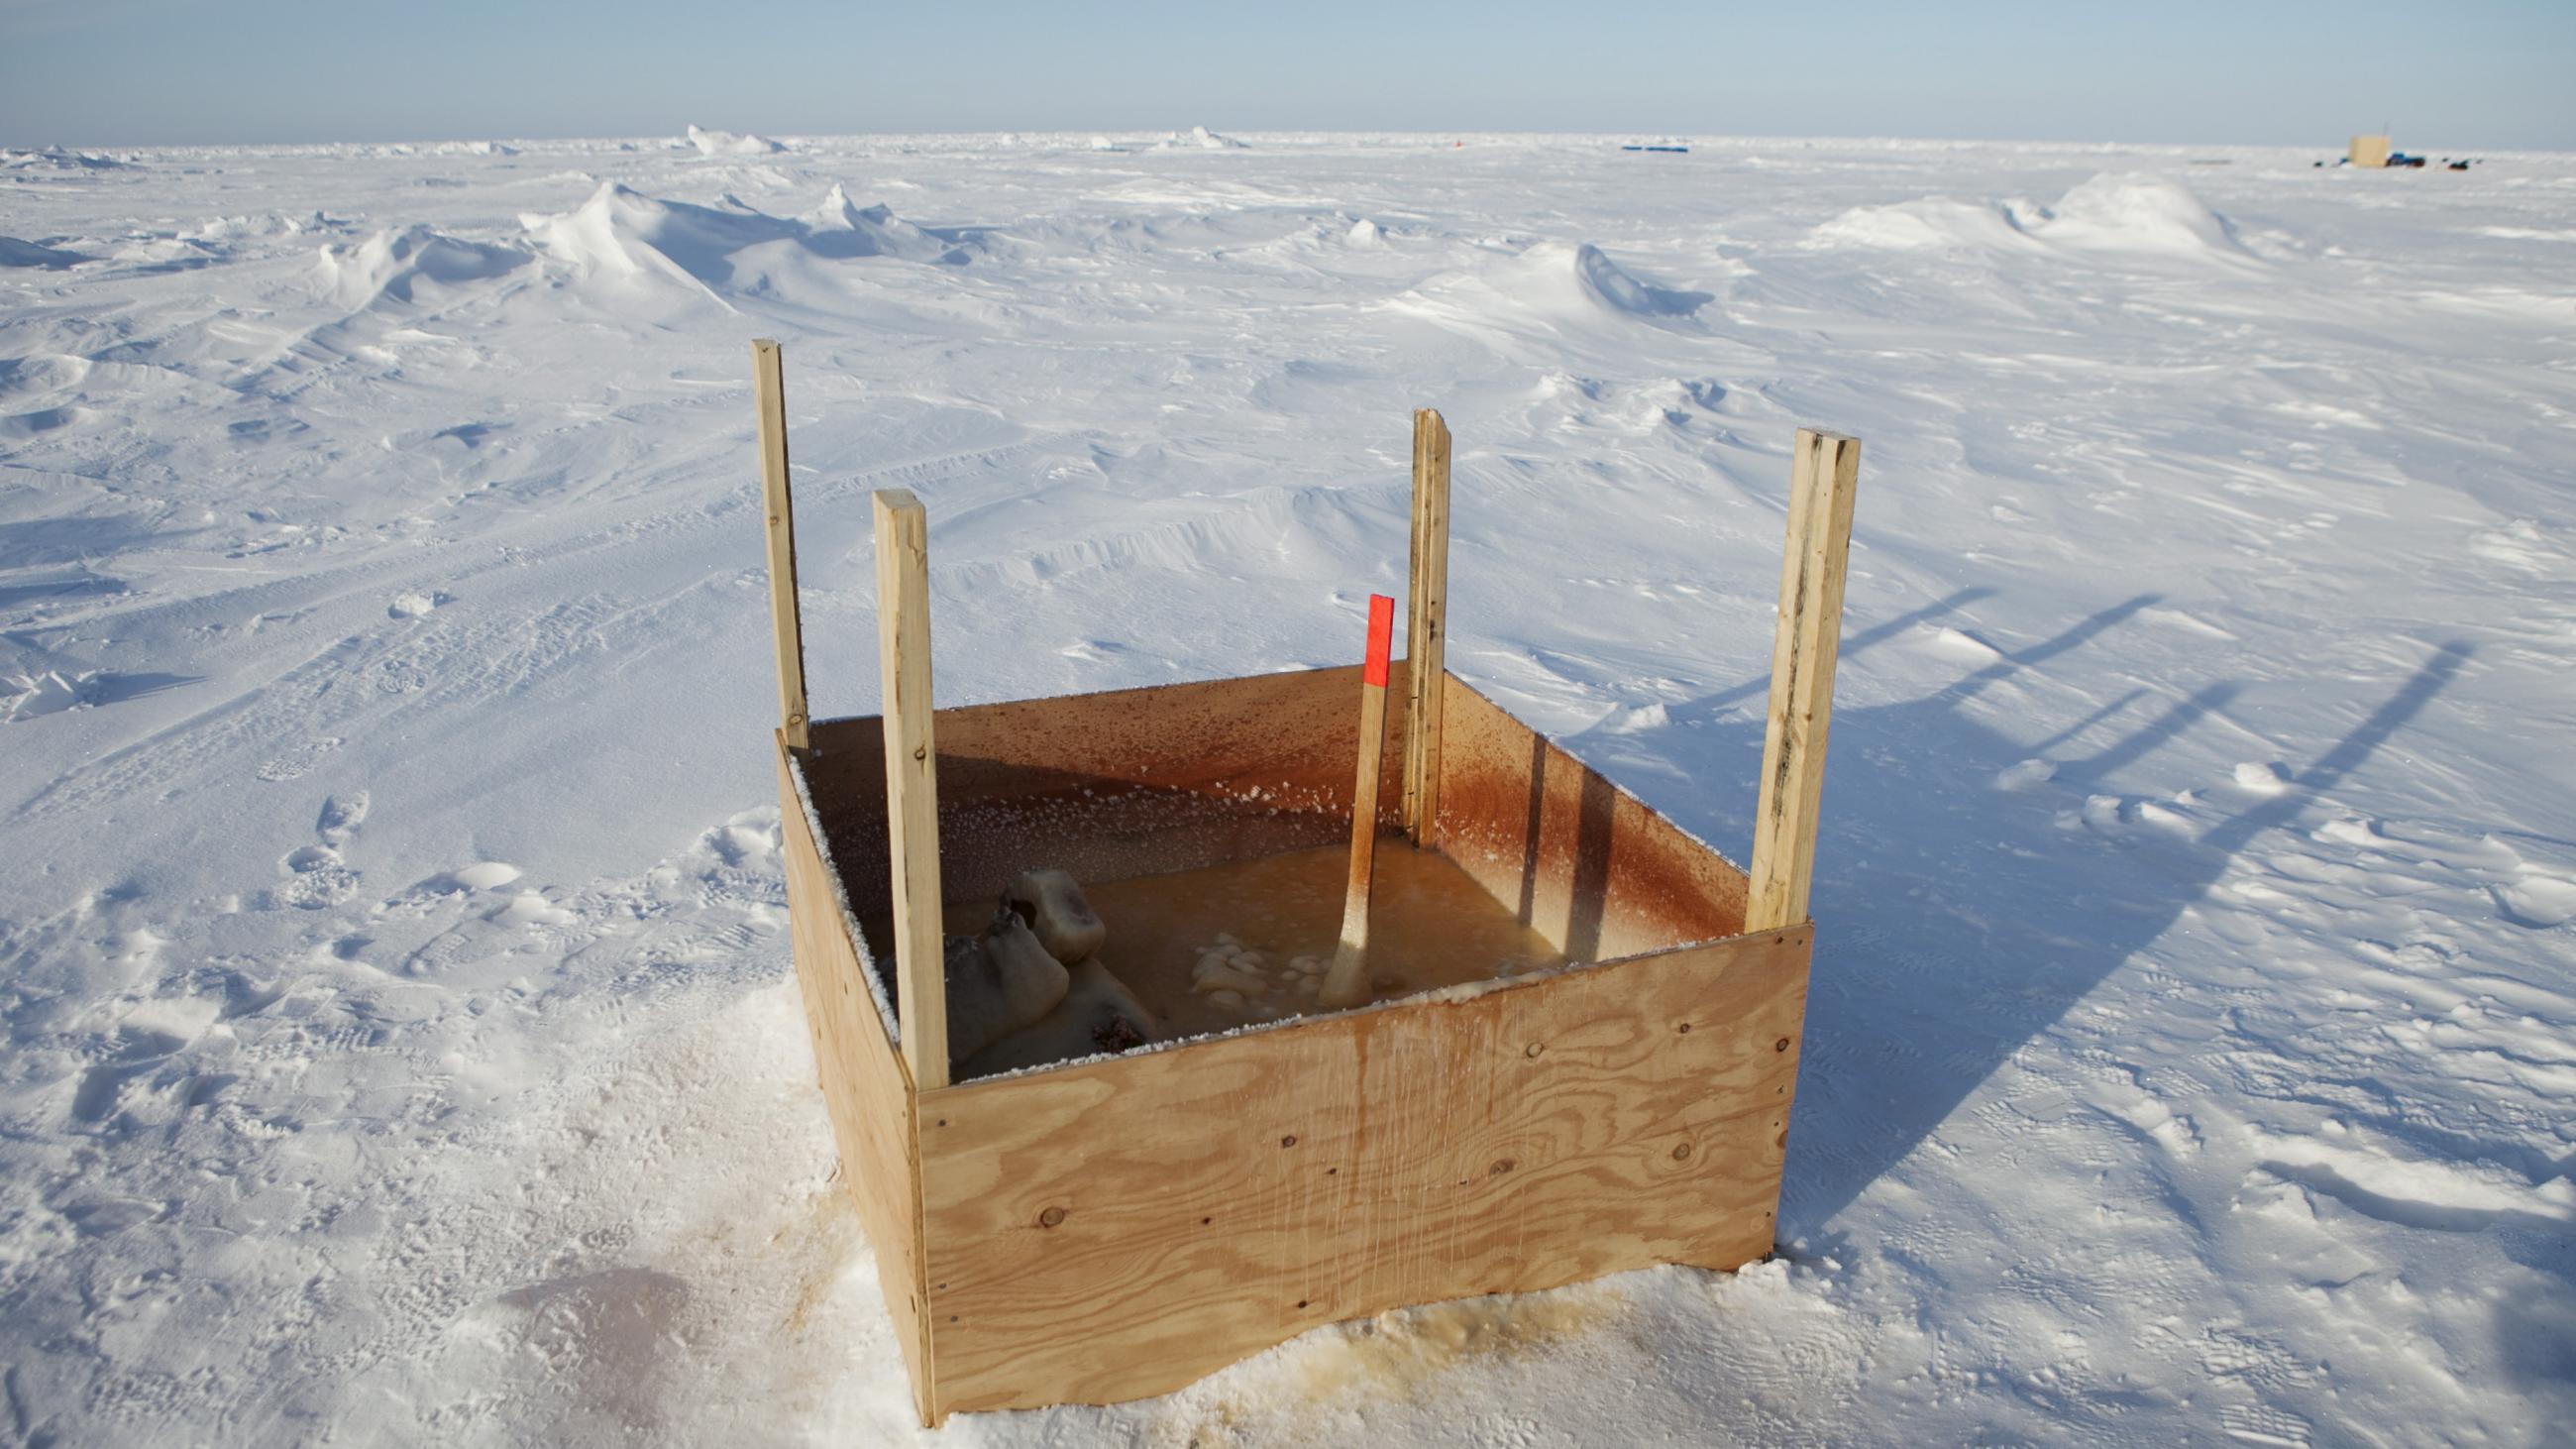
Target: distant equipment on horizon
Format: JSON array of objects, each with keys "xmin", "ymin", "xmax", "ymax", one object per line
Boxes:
[{"xmin": 2318, "ymin": 134, "xmax": 2470, "ymax": 170}]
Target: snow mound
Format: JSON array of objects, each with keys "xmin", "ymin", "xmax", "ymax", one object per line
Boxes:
[
  {"xmin": 1806, "ymin": 196, "xmax": 2041, "ymax": 253},
  {"xmin": 0, "ymin": 236, "xmax": 89, "ymax": 270},
  {"xmin": 1165, "ymin": 125, "xmax": 1246, "ymax": 150},
  {"xmin": 684, "ymin": 124, "xmax": 785, "ymax": 157},
  {"xmin": 520, "ymin": 181, "xmax": 972, "ymax": 295},
  {"xmin": 803, "ymin": 183, "xmax": 973, "ymax": 264},
  {"xmin": 1393, "ymin": 241, "xmax": 1720, "ymax": 356},
  {"xmin": 2035, "ymin": 173, "xmax": 2243, "ymax": 256},
  {"xmin": 318, "ymin": 224, "xmax": 532, "ymax": 307},
  {"xmin": 1808, "ymin": 173, "xmax": 2244, "ymax": 263},
  {"xmin": 522, "ymin": 181, "xmax": 795, "ymax": 287},
  {"xmin": 1089, "ymin": 135, "xmax": 1123, "ymax": 152}
]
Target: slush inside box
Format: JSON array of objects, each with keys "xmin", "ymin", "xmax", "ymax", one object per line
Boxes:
[{"xmin": 797, "ymin": 659, "xmax": 1751, "ymax": 1079}]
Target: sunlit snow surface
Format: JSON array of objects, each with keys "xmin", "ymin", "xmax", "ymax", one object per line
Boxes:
[{"xmin": 4, "ymin": 131, "xmax": 2573, "ymax": 1445}]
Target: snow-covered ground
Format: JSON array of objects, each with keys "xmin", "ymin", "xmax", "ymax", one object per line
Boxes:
[{"xmin": 3, "ymin": 129, "xmax": 2571, "ymax": 1445}]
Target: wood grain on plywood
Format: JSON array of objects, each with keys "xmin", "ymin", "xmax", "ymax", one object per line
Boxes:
[
  {"xmin": 1403, "ymin": 408, "xmax": 1452, "ymax": 842},
  {"xmin": 912, "ymin": 925, "xmax": 1809, "ymax": 1417},
  {"xmin": 1748, "ymin": 430, "xmax": 1860, "ymax": 933},
  {"xmin": 873, "ymin": 489, "xmax": 949, "ymax": 1089},
  {"xmin": 752, "ymin": 340, "xmax": 810, "ymax": 749}
]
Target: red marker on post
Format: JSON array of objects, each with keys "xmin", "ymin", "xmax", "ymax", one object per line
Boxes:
[{"xmin": 1320, "ymin": 595, "xmax": 1397, "ymax": 1010}]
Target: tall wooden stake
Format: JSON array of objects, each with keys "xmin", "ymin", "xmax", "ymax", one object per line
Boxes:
[
  {"xmin": 1320, "ymin": 594, "xmax": 1397, "ymax": 1011},
  {"xmin": 752, "ymin": 339, "xmax": 810, "ymax": 749},
  {"xmin": 1401, "ymin": 408, "xmax": 1451, "ymax": 844},
  {"xmin": 1747, "ymin": 430, "xmax": 1862, "ymax": 933},
  {"xmin": 873, "ymin": 488, "xmax": 949, "ymax": 1087}
]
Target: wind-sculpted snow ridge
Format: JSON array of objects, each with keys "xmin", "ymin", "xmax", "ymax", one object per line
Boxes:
[
  {"xmin": 2, "ymin": 146, "xmax": 135, "ymax": 171},
  {"xmin": 1805, "ymin": 195, "xmax": 2047, "ymax": 253},
  {"xmin": 1392, "ymin": 240, "xmax": 1723, "ymax": 362},
  {"xmin": 519, "ymin": 181, "xmax": 973, "ymax": 298},
  {"xmin": 683, "ymin": 123, "xmax": 786, "ymax": 157},
  {"xmin": 316, "ymin": 224, "xmax": 533, "ymax": 308},
  {"xmin": 1570, "ymin": 242, "xmax": 1713, "ymax": 317},
  {"xmin": 1809, "ymin": 172, "xmax": 2250, "ymax": 264},
  {"xmin": 803, "ymin": 183, "xmax": 976, "ymax": 264},
  {"xmin": 0, "ymin": 236, "xmax": 90, "ymax": 269}
]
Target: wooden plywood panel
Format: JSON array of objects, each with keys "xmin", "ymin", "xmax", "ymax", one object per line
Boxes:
[
  {"xmin": 776, "ymin": 738, "xmax": 932, "ymax": 1422},
  {"xmin": 2349, "ymin": 134, "xmax": 2392, "ymax": 167},
  {"xmin": 912, "ymin": 925, "xmax": 1810, "ymax": 1418},
  {"xmin": 1433, "ymin": 674, "xmax": 1748, "ymax": 959}
]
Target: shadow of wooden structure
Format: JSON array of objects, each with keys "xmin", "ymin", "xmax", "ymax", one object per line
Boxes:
[{"xmin": 751, "ymin": 340, "xmax": 1863, "ymax": 1424}]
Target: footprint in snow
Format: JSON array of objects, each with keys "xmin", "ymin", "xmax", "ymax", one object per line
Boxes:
[{"xmin": 316, "ymin": 790, "xmax": 370, "ymax": 843}]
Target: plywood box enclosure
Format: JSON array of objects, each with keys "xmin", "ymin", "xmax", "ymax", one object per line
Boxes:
[
  {"xmin": 2350, "ymin": 134, "xmax": 2393, "ymax": 167},
  {"xmin": 751, "ymin": 343, "xmax": 1862, "ymax": 1425}
]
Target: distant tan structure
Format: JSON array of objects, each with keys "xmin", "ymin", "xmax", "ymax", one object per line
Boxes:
[{"xmin": 2349, "ymin": 134, "xmax": 2393, "ymax": 167}]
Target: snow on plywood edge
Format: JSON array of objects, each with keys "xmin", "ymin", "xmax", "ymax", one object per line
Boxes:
[{"xmin": 784, "ymin": 747, "xmax": 906, "ymax": 1049}]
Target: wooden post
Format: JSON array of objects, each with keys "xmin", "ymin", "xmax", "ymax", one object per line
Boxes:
[
  {"xmin": 1320, "ymin": 594, "xmax": 1397, "ymax": 1010},
  {"xmin": 1401, "ymin": 408, "xmax": 1451, "ymax": 844},
  {"xmin": 1747, "ymin": 429, "xmax": 1862, "ymax": 933},
  {"xmin": 873, "ymin": 488, "xmax": 948, "ymax": 1088},
  {"xmin": 752, "ymin": 339, "xmax": 811, "ymax": 750}
]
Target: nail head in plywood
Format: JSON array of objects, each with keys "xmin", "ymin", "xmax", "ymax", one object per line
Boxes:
[
  {"xmin": 1403, "ymin": 408, "xmax": 1452, "ymax": 843},
  {"xmin": 873, "ymin": 488, "xmax": 949, "ymax": 1090},
  {"xmin": 1747, "ymin": 429, "xmax": 1860, "ymax": 934},
  {"xmin": 752, "ymin": 340, "xmax": 810, "ymax": 750}
]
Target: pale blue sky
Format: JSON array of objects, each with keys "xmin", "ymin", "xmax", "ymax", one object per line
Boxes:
[{"xmin": 5, "ymin": 0, "xmax": 2571, "ymax": 150}]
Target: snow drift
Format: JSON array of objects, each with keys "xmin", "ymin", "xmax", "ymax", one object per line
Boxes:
[
  {"xmin": 684, "ymin": 124, "xmax": 786, "ymax": 157},
  {"xmin": 802, "ymin": 183, "xmax": 974, "ymax": 264},
  {"xmin": 518, "ymin": 181, "xmax": 974, "ymax": 300},
  {"xmin": 0, "ymin": 236, "xmax": 89, "ymax": 270},
  {"xmin": 1805, "ymin": 196, "xmax": 2044, "ymax": 253},
  {"xmin": 317, "ymin": 224, "xmax": 532, "ymax": 307},
  {"xmin": 2037, "ymin": 173, "xmax": 2244, "ymax": 256},
  {"xmin": 1808, "ymin": 172, "xmax": 2247, "ymax": 263},
  {"xmin": 1394, "ymin": 240, "xmax": 1718, "ymax": 356}
]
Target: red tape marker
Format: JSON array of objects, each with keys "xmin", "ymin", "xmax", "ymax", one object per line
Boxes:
[{"xmin": 1362, "ymin": 594, "xmax": 1394, "ymax": 688}]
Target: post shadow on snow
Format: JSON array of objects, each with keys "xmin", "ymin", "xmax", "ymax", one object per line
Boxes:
[
  {"xmin": 1563, "ymin": 595, "xmax": 2475, "ymax": 1237},
  {"xmin": 1787, "ymin": 634, "xmax": 2471, "ymax": 1228},
  {"xmin": 1660, "ymin": 585, "xmax": 1997, "ymax": 726}
]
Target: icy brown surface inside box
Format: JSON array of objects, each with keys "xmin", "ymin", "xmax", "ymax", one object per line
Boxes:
[{"xmin": 959, "ymin": 838, "xmax": 1569, "ymax": 1039}]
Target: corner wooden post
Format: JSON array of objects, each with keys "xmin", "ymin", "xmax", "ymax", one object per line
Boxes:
[
  {"xmin": 1747, "ymin": 429, "xmax": 1861, "ymax": 933},
  {"xmin": 873, "ymin": 488, "xmax": 948, "ymax": 1089},
  {"xmin": 1402, "ymin": 408, "xmax": 1451, "ymax": 844},
  {"xmin": 752, "ymin": 340, "xmax": 811, "ymax": 750}
]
